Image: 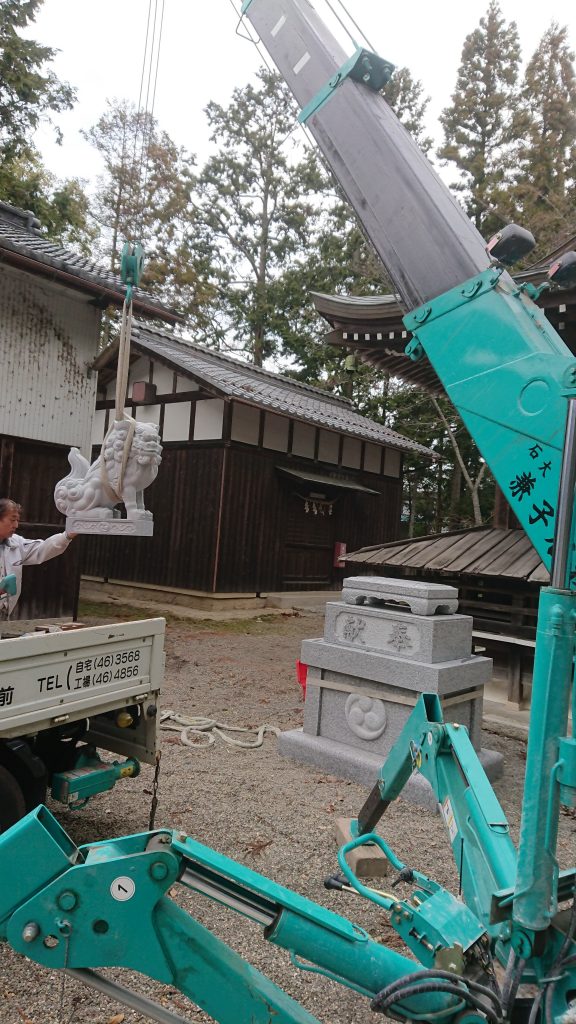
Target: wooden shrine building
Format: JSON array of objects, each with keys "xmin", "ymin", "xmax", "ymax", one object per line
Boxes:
[{"xmin": 83, "ymin": 323, "xmax": 430, "ymax": 600}]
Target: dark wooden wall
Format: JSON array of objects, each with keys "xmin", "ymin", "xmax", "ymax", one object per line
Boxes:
[
  {"xmin": 83, "ymin": 441, "xmax": 403, "ymax": 594},
  {"xmin": 82, "ymin": 446, "xmax": 223, "ymax": 592},
  {"xmin": 0, "ymin": 435, "xmax": 80, "ymax": 621}
]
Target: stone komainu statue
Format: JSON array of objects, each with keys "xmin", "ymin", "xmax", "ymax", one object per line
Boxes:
[{"xmin": 54, "ymin": 419, "xmax": 162, "ymax": 521}]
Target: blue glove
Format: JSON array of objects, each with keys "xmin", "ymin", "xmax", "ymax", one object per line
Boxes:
[{"xmin": 0, "ymin": 574, "xmax": 17, "ymax": 596}]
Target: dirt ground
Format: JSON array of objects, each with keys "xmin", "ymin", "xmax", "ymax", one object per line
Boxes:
[{"xmin": 0, "ymin": 604, "xmax": 574, "ymax": 1024}]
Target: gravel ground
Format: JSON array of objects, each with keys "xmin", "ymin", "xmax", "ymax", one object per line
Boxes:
[{"xmin": 0, "ymin": 605, "xmax": 574, "ymax": 1024}]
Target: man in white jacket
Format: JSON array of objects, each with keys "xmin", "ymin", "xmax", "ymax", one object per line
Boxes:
[{"xmin": 0, "ymin": 499, "xmax": 76, "ymax": 619}]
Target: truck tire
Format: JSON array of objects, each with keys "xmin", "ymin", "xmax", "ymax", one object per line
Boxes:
[
  {"xmin": 0, "ymin": 740, "xmax": 47, "ymax": 814},
  {"xmin": 0, "ymin": 765, "xmax": 26, "ymax": 833}
]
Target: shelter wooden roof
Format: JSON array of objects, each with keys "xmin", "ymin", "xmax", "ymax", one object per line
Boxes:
[{"xmin": 346, "ymin": 526, "xmax": 548, "ymax": 584}]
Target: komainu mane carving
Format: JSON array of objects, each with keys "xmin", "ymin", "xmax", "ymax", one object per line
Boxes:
[{"xmin": 54, "ymin": 419, "xmax": 162, "ymax": 523}]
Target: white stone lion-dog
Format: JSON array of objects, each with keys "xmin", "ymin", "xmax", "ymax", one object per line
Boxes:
[{"xmin": 54, "ymin": 419, "xmax": 162, "ymax": 521}]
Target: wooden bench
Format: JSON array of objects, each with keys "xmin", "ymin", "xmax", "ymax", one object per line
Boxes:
[{"xmin": 472, "ymin": 630, "xmax": 535, "ymax": 707}]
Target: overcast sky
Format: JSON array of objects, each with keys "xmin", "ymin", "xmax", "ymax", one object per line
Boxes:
[{"xmin": 32, "ymin": 0, "xmax": 576, "ymax": 189}]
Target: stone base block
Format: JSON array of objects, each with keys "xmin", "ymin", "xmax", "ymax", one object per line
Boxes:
[
  {"xmin": 278, "ymin": 729, "xmax": 503, "ymax": 814},
  {"xmin": 301, "ymin": 638, "xmax": 492, "ymax": 694},
  {"xmin": 66, "ymin": 515, "xmax": 154, "ymax": 536},
  {"xmin": 323, "ymin": 602, "xmax": 473, "ymax": 664},
  {"xmin": 334, "ymin": 816, "xmax": 390, "ymax": 878}
]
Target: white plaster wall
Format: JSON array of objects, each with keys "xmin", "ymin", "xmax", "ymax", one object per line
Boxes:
[
  {"xmin": 364, "ymin": 442, "xmax": 382, "ymax": 474},
  {"xmin": 292, "ymin": 420, "xmax": 316, "ymax": 458},
  {"xmin": 176, "ymin": 374, "xmax": 199, "ymax": 393},
  {"xmin": 384, "ymin": 448, "xmax": 402, "ymax": 477},
  {"xmin": 342, "ymin": 436, "xmax": 362, "ymax": 469},
  {"xmin": 318, "ymin": 429, "xmax": 339, "ymax": 465},
  {"xmin": 135, "ymin": 404, "xmax": 161, "ymax": 424},
  {"xmin": 91, "ymin": 408, "xmax": 107, "ymax": 445},
  {"xmin": 127, "ymin": 356, "xmax": 151, "ymax": 388},
  {"xmin": 263, "ymin": 412, "xmax": 289, "ymax": 452},
  {"xmin": 163, "ymin": 402, "xmax": 191, "ymax": 442},
  {"xmin": 0, "ymin": 267, "xmax": 99, "ymax": 454},
  {"xmin": 152, "ymin": 363, "xmax": 175, "ymax": 395},
  {"xmin": 231, "ymin": 402, "xmax": 259, "ymax": 445},
  {"xmin": 194, "ymin": 399, "xmax": 224, "ymax": 440}
]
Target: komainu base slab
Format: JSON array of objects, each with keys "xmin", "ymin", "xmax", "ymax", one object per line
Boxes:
[{"xmin": 66, "ymin": 515, "xmax": 154, "ymax": 536}]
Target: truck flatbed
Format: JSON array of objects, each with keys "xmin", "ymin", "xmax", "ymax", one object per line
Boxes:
[{"xmin": 0, "ymin": 618, "xmax": 165, "ymax": 827}]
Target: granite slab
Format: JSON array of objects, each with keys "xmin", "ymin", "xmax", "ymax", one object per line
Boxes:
[{"xmin": 301, "ymin": 638, "xmax": 492, "ymax": 695}]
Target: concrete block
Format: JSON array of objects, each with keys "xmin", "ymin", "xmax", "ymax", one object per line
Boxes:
[
  {"xmin": 323, "ymin": 602, "xmax": 473, "ymax": 664},
  {"xmin": 342, "ymin": 576, "xmax": 459, "ymax": 616},
  {"xmin": 277, "ymin": 729, "xmax": 503, "ymax": 814},
  {"xmin": 301, "ymin": 639, "xmax": 492, "ymax": 695}
]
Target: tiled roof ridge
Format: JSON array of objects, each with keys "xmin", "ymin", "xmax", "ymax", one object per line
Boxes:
[{"xmin": 0, "ymin": 211, "xmax": 176, "ymax": 318}]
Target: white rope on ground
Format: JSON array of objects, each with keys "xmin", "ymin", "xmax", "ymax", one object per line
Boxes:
[{"xmin": 159, "ymin": 710, "xmax": 281, "ymax": 750}]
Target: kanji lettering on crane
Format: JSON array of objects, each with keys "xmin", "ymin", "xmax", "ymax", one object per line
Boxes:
[
  {"xmin": 510, "ymin": 472, "xmax": 536, "ymax": 501},
  {"xmin": 529, "ymin": 500, "xmax": 555, "ymax": 527}
]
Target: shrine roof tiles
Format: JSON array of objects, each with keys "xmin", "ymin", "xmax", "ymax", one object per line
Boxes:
[
  {"xmin": 346, "ymin": 527, "xmax": 548, "ymax": 583},
  {"xmin": 126, "ymin": 322, "xmax": 432, "ymax": 454},
  {"xmin": 0, "ymin": 201, "xmax": 180, "ymax": 322}
]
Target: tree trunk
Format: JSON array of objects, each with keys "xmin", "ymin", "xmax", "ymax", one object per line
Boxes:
[
  {"xmin": 407, "ymin": 476, "xmax": 417, "ymax": 538},
  {"xmin": 432, "ymin": 397, "xmax": 486, "ymax": 527},
  {"xmin": 448, "ymin": 462, "xmax": 462, "ymax": 528},
  {"xmin": 252, "ymin": 159, "xmax": 272, "ymax": 367}
]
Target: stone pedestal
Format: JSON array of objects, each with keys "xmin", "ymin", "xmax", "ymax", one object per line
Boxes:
[
  {"xmin": 279, "ymin": 576, "xmax": 503, "ymax": 811},
  {"xmin": 66, "ymin": 512, "xmax": 154, "ymax": 536}
]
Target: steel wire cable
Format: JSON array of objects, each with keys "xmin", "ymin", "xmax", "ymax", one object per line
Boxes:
[
  {"xmin": 136, "ymin": 0, "xmax": 166, "ymax": 241},
  {"xmin": 333, "ymin": 0, "xmax": 376, "ymax": 51},
  {"xmin": 130, "ymin": 0, "xmax": 154, "ymax": 177}
]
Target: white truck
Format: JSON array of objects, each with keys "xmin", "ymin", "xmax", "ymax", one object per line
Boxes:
[{"xmin": 0, "ymin": 617, "xmax": 164, "ymax": 830}]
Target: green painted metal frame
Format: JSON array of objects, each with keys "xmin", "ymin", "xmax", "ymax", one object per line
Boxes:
[
  {"xmin": 404, "ymin": 267, "xmax": 576, "ymax": 577},
  {"xmin": 298, "ymin": 46, "xmax": 394, "ymax": 124},
  {"xmin": 0, "ymin": 806, "xmax": 461, "ymax": 1024}
]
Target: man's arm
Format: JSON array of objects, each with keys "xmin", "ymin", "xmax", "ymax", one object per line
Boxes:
[{"xmin": 15, "ymin": 532, "xmax": 74, "ymax": 567}]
